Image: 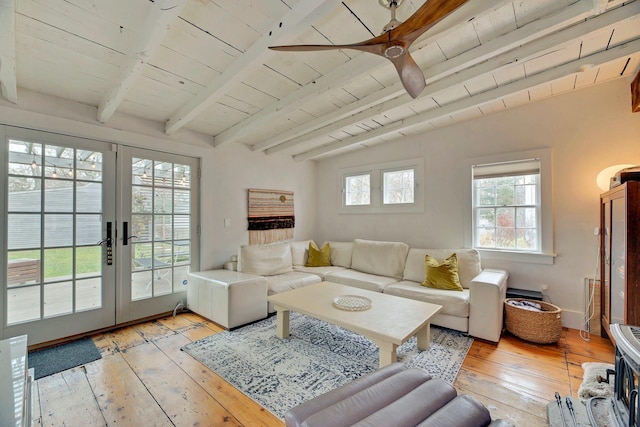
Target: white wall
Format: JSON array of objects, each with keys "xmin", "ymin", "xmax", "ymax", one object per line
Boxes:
[
  {"xmin": 199, "ymin": 144, "xmax": 316, "ymax": 270},
  {"xmin": 0, "ymin": 89, "xmax": 317, "ymax": 273},
  {"xmin": 315, "ymin": 77, "xmax": 640, "ymax": 329}
]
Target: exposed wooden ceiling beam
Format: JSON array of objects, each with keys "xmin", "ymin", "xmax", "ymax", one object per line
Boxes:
[
  {"xmin": 164, "ymin": 0, "xmax": 344, "ymax": 136},
  {"xmin": 97, "ymin": 0, "xmax": 188, "ymax": 123},
  {"xmin": 294, "ymin": 38, "xmax": 640, "ymax": 161},
  {"xmin": 0, "ymin": 0, "xmax": 17, "ymax": 104},
  {"xmin": 214, "ymin": 0, "xmax": 514, "ymax": 148},
  {"xmin": 265, "ymin": 0, "xmax": 597, "ymax": 155}
]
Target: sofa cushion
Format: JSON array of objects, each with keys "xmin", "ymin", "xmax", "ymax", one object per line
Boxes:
[
  {"xmin": 306, "ymin": 242, "xmax": 331, "ymax": 267},
  {"xmin": 290, "ymin": 240, "xmax": 314, "ymax": 267},
  {"xmin": 328, "ymin": 241, "xmax": 353, "ymax": 268},
  {"xmin": 240, "ymin": 243, "xmax": 292, "ymax": 276},
  {"xmin": 294, "ymin": 265, "xmax": 346, "ymax": 280},
  {"xmin": 404, "ymin": 249, "xmax": 481, "ymax": 289},
  {"xmin": 325, "ymin": 269, "xmax": 400, "ymax": 293},
  {"xmin": 422, "ymin": 253, "xmax": 463, "ymax": 291},
  {"xmin": 265, "ymin": 271, "xmax": 321, "ymax": 295},
  {"xmin": 350, "ymin": 239, "xmax": 409, "ymax": 279},
  {"xmin": 384, "ymin": 280, "xmax": 470, "ymax": 318}
]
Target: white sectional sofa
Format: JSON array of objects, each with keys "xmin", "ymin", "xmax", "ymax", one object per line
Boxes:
[{"xmin": 237, "ymin": 239, "xmax": 508, "ymax": 342}]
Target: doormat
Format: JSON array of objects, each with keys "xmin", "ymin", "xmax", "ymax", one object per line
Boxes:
[
  {"xmin": 182, "ymin": 312, "xmax": 473, "ymax": 419},
  {"xmin": 29, "ymin": 337, "xmax": 102, "ymax": 380}
]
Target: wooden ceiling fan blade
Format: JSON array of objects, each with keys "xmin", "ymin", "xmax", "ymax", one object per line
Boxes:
[
  {"xmin": 269, "ymin": 39, "xmax": 388, "ymax": 56},
  {"xmin": 390, "ymin": 53, "xmax": 426, "ymax": 99},
  {"xmin": 390, "ymin": 0, "xmax": 469, "ymax": 45}
]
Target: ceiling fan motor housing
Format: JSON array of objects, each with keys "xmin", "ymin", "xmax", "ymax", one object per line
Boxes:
[{"xmin": 384, "ymin": 45, "xmax": 405, "ymax": 59}]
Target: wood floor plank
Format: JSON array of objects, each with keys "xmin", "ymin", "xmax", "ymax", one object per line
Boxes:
[
  {"xmin": 91, "ymin": 333, "xmax": 118, "ymax": 356},
  {"xmin": 103, "ymin": 326, "xmax": 147, "ymax": 352},
  {"xmin": 84, "ymin": 352, "xmax": 172, "ymax": 426},
  {"xmin": 467, "ymin": 343, "xmax": 570, "ymax": 380},
  {"xmin": 156, "ymin": 314, "xmax": 199, "ymax": 331},
  {"xmin": 455, "ymin": 369, "xmax": 549, "ymax": 419},
  {"xmin": 131, "ymin": 320, "xmax": 176, "ymax": 342},
  {"xmin": 462, "ymin": 354, "xmax": 572, "ymax": 400},
  {"xmin": 461, "ymin": 387, "xmax": 548, "ymax": 427},
  {"xmin": 37, "ymin": 368, "xmax": 105, "ymax": 427},
  {"xmin": 155, "ymin": 333, "xmax": 284, "ymax": 427},
  {"xmin": 180, "ymin": 311, "xmax": 226, "ymax": 332},
  {"xmin": 121, "ymin": 340, "xmax": 242, "ymax": 426},
  {"xmin": 180, "ymin": 323, "xmax": 220, "ymax": 342}
]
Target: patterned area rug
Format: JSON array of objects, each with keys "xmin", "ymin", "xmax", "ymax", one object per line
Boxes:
[{"xmin": 182, "ymin": 312, "xmax": 473, "ymax": 419}]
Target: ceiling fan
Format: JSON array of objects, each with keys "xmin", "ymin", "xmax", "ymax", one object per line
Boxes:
[{"xmin": 269, "ymin": 0, "xmax": 469, "ymax": 99}]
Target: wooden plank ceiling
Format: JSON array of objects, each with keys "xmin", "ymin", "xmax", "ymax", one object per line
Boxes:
[{"xmin": 1, "ymin": 0, "xmax": 639, "ymax": 160}]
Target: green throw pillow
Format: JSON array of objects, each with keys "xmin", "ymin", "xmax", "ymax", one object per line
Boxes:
[
  {"xmin": 421, "ymin": 253, "xmax": 463, "ymax": 291},
  {"xmin": 306, "ymin": 242, "xmax": 331, "ymax": 267}
]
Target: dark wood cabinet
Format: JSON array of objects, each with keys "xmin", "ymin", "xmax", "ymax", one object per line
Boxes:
[{"xmin": 600, "ymin": 181, "xmax": 640, "ymax": 339}]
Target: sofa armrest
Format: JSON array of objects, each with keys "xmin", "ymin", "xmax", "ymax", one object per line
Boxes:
[{"xmin": 468, "ymin": 269, "xmax": 508, "ymax": 342}]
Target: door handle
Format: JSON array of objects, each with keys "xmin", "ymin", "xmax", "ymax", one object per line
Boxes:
[{"xmin": 122, "ymin": 221, "xmax": 138, "ymax": 245}]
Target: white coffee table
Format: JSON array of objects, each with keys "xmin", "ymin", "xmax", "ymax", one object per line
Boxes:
[{"xmin": 267, "ymin": 281, "xmax": 443, "ymax": 368}]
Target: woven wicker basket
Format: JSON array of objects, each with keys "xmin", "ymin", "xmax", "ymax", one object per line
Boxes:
[{"xmin": 504, "ymin": 298, "xmax": 562, "ymax": 344}]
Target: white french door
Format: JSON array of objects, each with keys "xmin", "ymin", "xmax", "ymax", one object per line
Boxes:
[
  {"xmin": 1, "ymin": 127, "xmax": 200, "ymax": 344},
  {"xmin": 116, "ymin": 146, "xmax": 199, "ymax": 323},
  {"xmin": 1, "ymin": 127, "xmax": 116, "ymax": 344}
]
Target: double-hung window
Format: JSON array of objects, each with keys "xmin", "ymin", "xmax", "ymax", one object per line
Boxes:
[{"xmin": 472, "ymin": 159, "xmax": 541, "ymax": 251}]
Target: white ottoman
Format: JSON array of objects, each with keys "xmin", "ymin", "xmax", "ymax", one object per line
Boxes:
[{"xmin": 187, "ymin": 270, "xmax": 267, "ymax": 329}]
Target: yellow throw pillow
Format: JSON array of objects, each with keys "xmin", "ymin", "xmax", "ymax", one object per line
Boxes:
[
  {"xmin": 306, "ymin": 242, "xmax": 331, "ymax": 267},
  {"xmin": 421, "ymin": 253, "xmax": 463, "ymax": 291}
]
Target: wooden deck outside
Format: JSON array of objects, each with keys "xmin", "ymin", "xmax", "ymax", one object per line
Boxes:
[{"xmin": 30, "ymin": 313, "xmax": 614, "ymax": 426}]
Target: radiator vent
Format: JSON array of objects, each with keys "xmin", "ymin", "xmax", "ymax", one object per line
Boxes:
[{"xmin": 584, "ymin": 277, "xmax": 601, "ymax": 336}]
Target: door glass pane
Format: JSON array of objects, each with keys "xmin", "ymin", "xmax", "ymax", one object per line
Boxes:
[
  {"xmin": 8, "ymin": 177, "xmax": 41, "ymax": 211},
  {"xmin": 76, "ymin": 246, "xmax": 101, "ymax": 278},
  {"xmin": 7, "ymin": 286, "xmax": 40, "ymax": 324},
  {"xmin": 76, "ymin": 278, "xmax": 101, "ymax": 311},
  {"xmin": 154, "ymin": 161, "xmax": 172, "ymax": 187},
  {"xmin": 174, "ymin": 190, "xmax": 190, "ymax": 213},
  {"xmin": 132, "ymin": 214, "xmax": 152, "ymax": 241},
  {"xmin": 7, "ymin": 251, "xmax": 41, "ymax": 287},
  {"xmin": 132, "ymin": 186, "xmax": 152, "ymax": 213},
  {"xmin": 44, "ymin": 281, "xmax": 73, "ymax": 317},
  {"xmin": 8, "ymin": 214, "xmax": 41, "ymax": 249},
  {"xmin": 129, "ymin": 157, "xmax": 193, "ymax": 300},
  {"xmin": 45, "ymin": 179, "xmax": 73, "ymax": 212},
  {"xmin": 44, "ymin": 214, "xmax": 73, "ymax": 247},
  {"xmin": 77, "ymin": 182, "xmax": 102, "ymax": 213},
  {"xmin": 44, "ymin": 248, "xmax": 73, "ymax": 282},
  {"xmin": 76, "ymin": 214, "xmax": 102, "ymax": 246},
  {"xmin": 155, "ymin": 188, "xmax": 172, "ymax": 213},
  {"xmin": 76, "ymin": 151, "xmax": 102, "ymax": 182},
  {"xmin": 154, "ymin": 215, "xmax": 173, "ymax": 241},
  {"xmin": 174, "ymin": 164, "xmax": 190, "ymax": 188},
  {"xmin": 131, "ymin": 270, "xmax": 152, "ymax": 300}
]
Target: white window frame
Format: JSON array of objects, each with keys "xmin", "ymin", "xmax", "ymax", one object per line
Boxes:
[
  {"xmin": 464, "ymin": 148, "xmax": 555, "ymax": 264},
  {"xmin": 340, "ymin": 159, "xmax": 425, "ymax": 214}
]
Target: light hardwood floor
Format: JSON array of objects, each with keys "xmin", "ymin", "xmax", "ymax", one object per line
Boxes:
[{"xmin": 30, "ymin": 312, "xmax": 614, "ymax": 426}]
